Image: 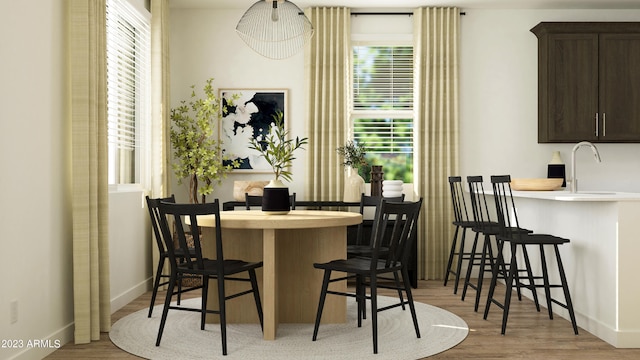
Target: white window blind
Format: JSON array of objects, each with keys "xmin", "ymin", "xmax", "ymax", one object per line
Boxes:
[
  {"xmin": 106, "ymin": 0, "xmax": 150, "ymax": 185},
  {"xmin": 353, "ymin": 45, "xmax": 413, "ymax": 111},
  {"xmin": 353, "ymin": 117, "xmax": 413, "ymax": 154}
]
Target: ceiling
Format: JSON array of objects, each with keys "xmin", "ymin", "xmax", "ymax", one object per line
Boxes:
[{"xmin": 170, "ymin": 0, "xmax": 640, "ymax": 10}]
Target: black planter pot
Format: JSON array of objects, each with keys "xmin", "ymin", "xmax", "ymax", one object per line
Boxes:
[{"xmin": 262, "ymin": 180, "xmax": 290, "ymax": 214}]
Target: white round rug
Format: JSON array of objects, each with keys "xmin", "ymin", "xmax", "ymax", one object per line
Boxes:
[{"xmin": 110, "ymin": 295, "xmax": 468, "ymax": 359}]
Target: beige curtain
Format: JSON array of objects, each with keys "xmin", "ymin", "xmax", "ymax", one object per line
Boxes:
[
  {"xmin": 149, "ymin": 0, "xmax": 171, "ymax": 287},
  {"xmin": 68, "ymin": 0, "xmax": 111, "ymax": 343},
  {"xmin": 413, "ymin": 7, "xmax": 460, "ymax": 280},
  {"xmin": 150, "ymin": 0, "xmax": 171, "ymax": 199},
  {"xmin": 304, "ymin": 7, "xmax": 351, "ymax": 201}
]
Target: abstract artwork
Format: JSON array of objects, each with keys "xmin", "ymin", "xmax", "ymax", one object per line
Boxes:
[{"xmin": 219, "ymin": 89, "xmax": 287, "ymax": 172}]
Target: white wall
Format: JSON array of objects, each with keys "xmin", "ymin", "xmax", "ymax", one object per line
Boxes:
[
  {"xmin": 169, "ymin": 8, "xmax": 308, "ymax": 202},
  {"xmin": 460, "ymin": 9, "xmax": 640, "ymax": 192},
  {"xmin": 108, "ymin": 190, "xmax": 151, "ymax": 312},
  {"xmin": 0, "ymin": 1, "xmax": 73, "ymax": 359},
  {"xmin": 170, "ymin": 7, "xmax": 640, "ymax": 205},
  {"xmin": 0, "ymin": 1, "xmax": 152, "ymax": 359}
]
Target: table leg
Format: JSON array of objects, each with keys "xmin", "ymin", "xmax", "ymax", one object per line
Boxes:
[{"xmin": 262, "ymin": 228, "xmax": 277, "ymax": 340}]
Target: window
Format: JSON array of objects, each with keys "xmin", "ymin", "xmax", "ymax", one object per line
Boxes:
[
  {"xmin": 106, "ymin": 0, "xmax": 151, "ymax": 186},
  {"xmin": 351, "ymin": 45, "xmax": 414, "ymax": 183}
]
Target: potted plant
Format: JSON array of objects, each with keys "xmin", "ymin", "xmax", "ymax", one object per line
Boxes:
[
  {"xmin": 337, "ymin": 140, "xmax": 368, "ymax": 201},
  {"xmin": 170, "ymin": 78, "xmax": 240, "ymax": 203},
  {"xmin": 248, "ymin": 111, "xmax": 308, "ymax": 213}
]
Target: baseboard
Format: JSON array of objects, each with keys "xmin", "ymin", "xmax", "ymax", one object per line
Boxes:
[
  {"xmin": 8, "ymin": 322, "xmax": 73, "ymax": 360},
  {"xmin": 6, "ymin": 279, "xmax": 151, "ymax": 359},
  {"xmin": 522, "ymin": 292, "xmax": 640, "ymax": 349},
  {"xmin": 111, "ymin": 277, "xmax": 152, "ymax": 314}
]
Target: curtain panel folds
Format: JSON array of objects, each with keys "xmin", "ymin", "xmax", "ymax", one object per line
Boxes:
[
  {"xmin": 68, "ymin": 0, "xmax": 111, "ymax": 343},
  {"xmin": 150, "ymin": 0, "xmax": 171, "ymax": 290},
  {"xmin": 304, "ymin": 7, "xmax": 351, "ymax": 201},
  {"xmin": 151, "ymin": 0, "xmax": 171, "ymax": 199},
  {"xmin": 413, "ymin": 7, "xmax": 460, "ymax": 280}
]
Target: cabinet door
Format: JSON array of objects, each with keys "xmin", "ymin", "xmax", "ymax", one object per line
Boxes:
[
  {"xmin": 599, "ymin": 34, "xmax": 640, "ymax": 142},
  {"xmin": 544, "ymin": 34, "xmax": 599, "ymax": 142}
]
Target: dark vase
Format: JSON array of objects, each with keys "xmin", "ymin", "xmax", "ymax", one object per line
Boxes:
[
  {"xmin": 547, "ymin": 151, "xmax": 566, "ymax": 187},
  {"xmin": 370, "ymin": 165, "xmax": 384, "ymax": 196},
  {"xmin": 547, "ymin": 164, "xmax": 566, "ymax": 187},
  {"xmin": 262, "ymin": 180, "xmax": 290, "ymax": 214}
]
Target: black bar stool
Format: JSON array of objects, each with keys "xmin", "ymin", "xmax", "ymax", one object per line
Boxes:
[
  {"xmin": 462, "ymin": 176, "xmax": 534, "ymax": 312},
  {"xmin": 483, "ymin": 175, "xmax": 579, "ymax": 335},
  {"xmin": 444, "ymin": 176, "xmax": 479, "ymax": 294}
]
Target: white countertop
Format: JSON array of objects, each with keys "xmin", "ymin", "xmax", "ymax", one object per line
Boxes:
[{"xmin": 507, "ymin": 189, "xmax": 640, "ymax": 202}]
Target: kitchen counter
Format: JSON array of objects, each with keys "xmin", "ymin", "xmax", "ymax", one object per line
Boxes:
[
  {"xmin": 509, "ymin": 189, "xmax": 640, "ymax": 202},
  {"xmin": 488, "ymin": 189, "xmax": 640, "ymax": 347}
]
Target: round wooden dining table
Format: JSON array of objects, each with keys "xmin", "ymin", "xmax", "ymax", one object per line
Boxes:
[{"xmin": 195, "ymin": 210, "xmax": 362, "ymax": 340}]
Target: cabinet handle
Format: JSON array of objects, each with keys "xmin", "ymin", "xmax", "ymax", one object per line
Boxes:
[
  {"xmin": 595, "ymin": 113, "xmax": 599, "ymax": 137},
  {"xmin": 603, "ymin": 113, "xmax": 606, "ymax": 137}
]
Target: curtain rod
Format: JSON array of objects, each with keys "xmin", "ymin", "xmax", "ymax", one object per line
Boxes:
[{"xmin": 351, "ymin": 12, "xmax": 466, "ymax": 16}]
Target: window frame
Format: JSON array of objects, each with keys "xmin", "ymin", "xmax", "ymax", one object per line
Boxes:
[
  {"xmin": 349, "ymin": 39, "xmax": 415, "ymax": 183},
  {"xmin": 106, "ymin": 0, "xmax": 151, "ymax": 191}
]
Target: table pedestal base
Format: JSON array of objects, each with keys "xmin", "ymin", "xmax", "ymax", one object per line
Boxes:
[{"xmin": 202, "ymin": 226, "xmax": 347, "ymax": 340}]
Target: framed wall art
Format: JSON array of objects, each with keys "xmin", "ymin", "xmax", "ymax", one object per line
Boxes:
[{"xmin": 219, "ymin": 89, "xmax": 288, "ymax": 172}]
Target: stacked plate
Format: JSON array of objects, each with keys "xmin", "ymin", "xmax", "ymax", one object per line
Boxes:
[{"xmin": 382, "ymin": 180, "xmax": 404, "ymax": 198}]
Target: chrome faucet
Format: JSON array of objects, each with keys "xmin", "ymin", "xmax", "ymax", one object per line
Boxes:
[{"xmin": 570, "ymin": 141, "xmax": 602, "ymax": 193}]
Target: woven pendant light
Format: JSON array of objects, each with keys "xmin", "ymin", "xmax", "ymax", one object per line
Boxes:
[{"xmin": 236, "ymin": 0, "xmax": 314, "ymax": 59}]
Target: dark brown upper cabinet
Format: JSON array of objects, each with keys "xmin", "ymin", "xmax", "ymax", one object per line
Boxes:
[{"xmin": 531, "ymin": 22, "xmax": 640, "ymax": 143}]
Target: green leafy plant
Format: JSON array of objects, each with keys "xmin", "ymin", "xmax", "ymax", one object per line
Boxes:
[
  {"xmin": 337, "ymin": 140, "xmax": 368, "ymax": 169},
  {"xmin": 170, "ymin": 78, "xmax": 240, "ymax": 203},
  {"xmin": 248, "ymin": 111, "xmax": 308, "ymax": 183}
]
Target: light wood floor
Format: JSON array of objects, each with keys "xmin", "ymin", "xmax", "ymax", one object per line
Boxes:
[{"xmin": 46, "ymin": 279, "xmax": 640, "ymax": 359}]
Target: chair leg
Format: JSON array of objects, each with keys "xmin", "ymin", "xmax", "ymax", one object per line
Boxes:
[
  {"xmin": 452, "ymin": 227, "xmax": 469, "ymax": 294},
  {"xmin": 155, "ymin": 272, "xmax": 176, "ymax": 346},
  {"xmin": 444, "ymin": 226, "xmax": 461, "ymax": 287},
  {"xmin": 201, "ymin": 275, "xmax": 208, "ymax": 331},
  {"xmin": 148, "ymin": 257, "xmax": 165, "ymax": 318},
  {"xmin": 484, "ymin": 238, "xmax": 506, "ymax": 320},
  {"xmin": 312, "ymin": 270, "xmax": 332, "ymax": 341},
  {"xmin": 519, "ymin": 244, "xmax": 541, "ymax": 311},
  {"xmin": 370, "ymin": 274, "xmax": 378, "ymax": 354},
  {"xmin": 249, "ymin": 269, "xmax": 264, "ymax": 330},
  {"xmin": 402, "ymin": 268, "xmax": 421, "ymax": 339},
  {"xmin": 392, "ymin": 272, "xmax": 406, "ymax": 310},
  {"xmin": 539, "ymin": 244, "xmax": 554, "ymax": 319},
  {"xmin": 176, "ymin": 257, "xmax": 188, "ymax": 305},
  {"xmin": 554, "ymin": 244, "xmax": 579, "ymax": 335},
  {"xmin": 471, "ymin": 234, "xmax": 492, "ymax": 312},
  {"xmin": 500, "ymin": 243, "xmax": 518, "ymax": 335},
  {"xmin": 461, "ymin": 231, "xmax": 481, "ymax": 302},
  {"xmin": 356, "ymin": 275, "xmax": 366, "ymax": 323},
  {"xmin": 176, "ymin": 277, "xmax": 183, "ymax": 305},
  {"xmin": 217, "ymin": 275, "xmax": 227, "ymax": 356}
]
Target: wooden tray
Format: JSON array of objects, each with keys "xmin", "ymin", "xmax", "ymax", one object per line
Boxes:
[{"xmin": 510, "ymin": 178, "xmax": 563, "ymax": 191}]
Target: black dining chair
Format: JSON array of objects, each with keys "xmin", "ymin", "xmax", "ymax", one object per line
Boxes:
[
  {"xmin": 346, "ymin": 193, "xmax": 405, "ymax": 258},
  {"xmin": 312, "ymin": 198, "xmax": 423, "ymax": 354},
  {"xmin": 155, "ymin": 199, "xmax": 264, "ymax": 355},
  {"xmin": 347, "ymin": 193, "xmax": 407, "ymax": 316},
  {"xmin": 245, "ymin": 192, "xmax": 296, "ymax": 210},
  {"xmin": 484, "ymin": 175, "xmax": 578, "ymax": 335},
  {"xmin": 145, "ymin": 195, "xmax": 201, "ymax": 318}
]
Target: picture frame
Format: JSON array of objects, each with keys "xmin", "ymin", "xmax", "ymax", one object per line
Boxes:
[{"xmin": 219, "ymin": 89, "xmax": 288, "ymax": 173}]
